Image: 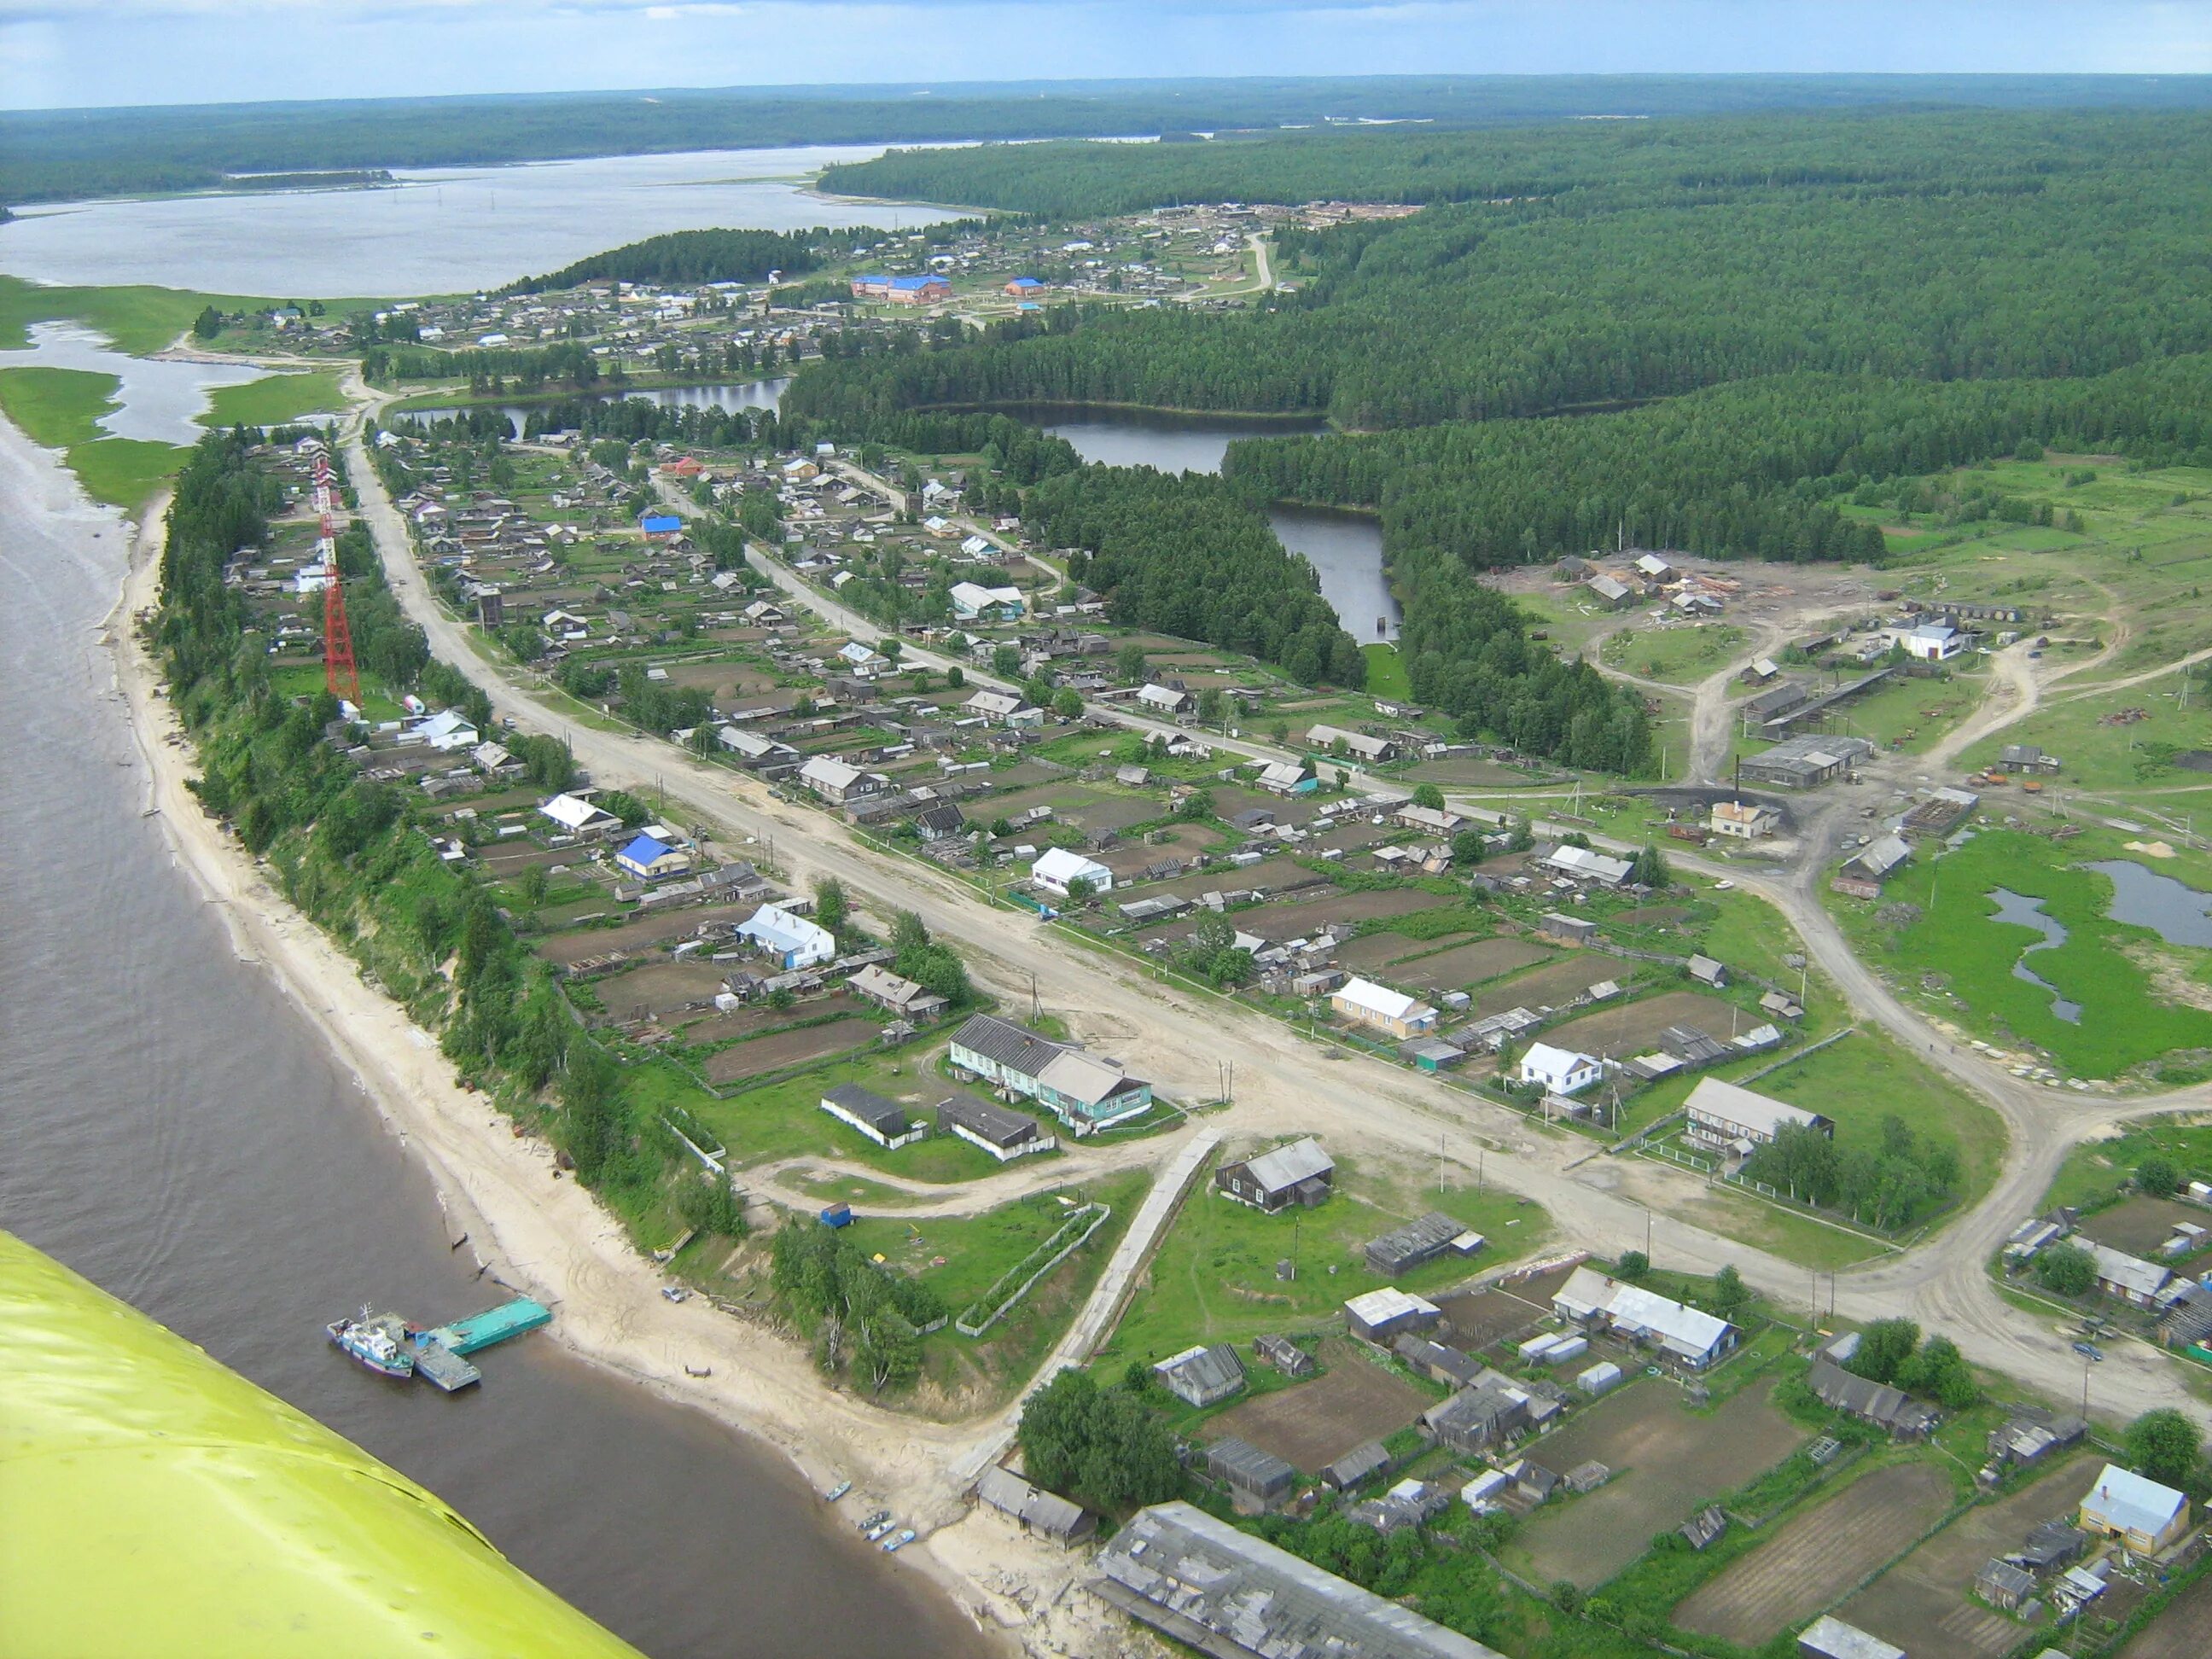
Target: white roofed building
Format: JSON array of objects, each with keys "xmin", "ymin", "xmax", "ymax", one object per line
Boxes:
[
  {"xmin": 1685, "ymin": 1078, "xmax": 1833, "ymax": 1159},
  {"xmin": 1031, "ymin": 847, "xmax": 1114, "ymax": 897},
  {"xmin": 1330, "ymin": 977, "xmax": 1438, "ymax": 1039},
  {"xmin": 1518, "ymin": 1042, "xmax": 1602, "ymax": 1096},
  {"xmin": 2079, "ymin": 1463, "xmax": 2190, "ymax": 1553},
  {"xmin": 1554, "ymin": 1266, "xmax": 1737, "ymax": 1368}
]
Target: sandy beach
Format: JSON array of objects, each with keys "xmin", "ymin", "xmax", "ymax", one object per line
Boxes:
[{"xmin": 106, "ymin": 493, "xmax": 1126, "ymax": 1657}]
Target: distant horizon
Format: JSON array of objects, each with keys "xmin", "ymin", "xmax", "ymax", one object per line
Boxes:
[
  {"xmin": 5, "ymin": 2, "xmax": 2209, "ymax": 114},
  {"xmin": 10, "ymin": 68, "xmax": 2212, "ymax": 123}
]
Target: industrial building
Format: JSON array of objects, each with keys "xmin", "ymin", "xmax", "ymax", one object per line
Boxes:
[
  {"xmin": 1091, "ymin": 1503, "xmax": 1505, "ymax": 1659},
  {"xmin": 1739, "ymin": 735, "xmax": 1876, "ymax": 790}
]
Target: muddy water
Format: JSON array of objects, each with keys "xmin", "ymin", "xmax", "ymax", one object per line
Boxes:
[{"xmin": 0, "ymin": 417, "xmax": 981, "ymax": 1658}]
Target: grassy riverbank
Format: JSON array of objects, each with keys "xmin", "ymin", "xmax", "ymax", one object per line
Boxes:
[{"xmin": 0, "ymin": 364, "xmax": 185, "ymax": 507}]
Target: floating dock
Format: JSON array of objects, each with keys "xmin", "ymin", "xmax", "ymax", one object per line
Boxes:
[
  {"xmin": 409, "ymin": 1340, "xmax": 481, "ymax": 1393},
  {"xmin": 418, "ymin": 1297, "xmax": 551, "ymax": 1357}
]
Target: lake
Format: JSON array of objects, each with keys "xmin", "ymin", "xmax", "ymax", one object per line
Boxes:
[
  {"xmin": 399, "ymin": 376, "xmax": 793, "ymax": 434},
  {"xmin": 1039, "ymin": 405, "xmax": 1400, "ymax": 643},
  {"xmin": 0, "ymin": 148, "xmax": 952, "ymax": 299}
]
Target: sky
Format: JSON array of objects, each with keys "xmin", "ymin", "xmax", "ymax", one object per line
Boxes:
[{"xmin": 3, "ymin": 1, "xmax": 2209, "ymax": 111}]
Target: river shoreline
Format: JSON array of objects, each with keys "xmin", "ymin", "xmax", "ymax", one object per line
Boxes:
[{"xmin": 99, "ymin": 466, "xmax": 1068, "ymax": 1656}]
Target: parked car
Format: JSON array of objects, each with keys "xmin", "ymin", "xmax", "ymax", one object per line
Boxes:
[{"xmin": 2073, "ymin": 1341, "xmax": 2104, "ymax": 1362}]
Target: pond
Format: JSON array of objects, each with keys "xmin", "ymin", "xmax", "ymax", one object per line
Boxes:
[
  {"xmin": 1037, "ymin": 405, "xmax": 1400, "ymax": 643},
  {"xmin": 1, "ymin": 319, "xmax": 284, "ymax": 444},
  {"xmin": 2085, "ymin": 859, "xmax": 2212, "ymax": 948},
  {"xmin": 1988, "ymin": 887, "xmax": 2081, "ymax": 1023},
  {"xmin": 396, "ymin": 375, "xmax": 791, "ymax": 434}
]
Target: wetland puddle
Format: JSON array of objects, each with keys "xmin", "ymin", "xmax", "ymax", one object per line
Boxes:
[{"xmin": 1988, "ymin": 887, "xmax": 2081, "ymax": 1022}]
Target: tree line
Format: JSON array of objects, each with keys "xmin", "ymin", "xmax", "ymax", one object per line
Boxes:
[{"xmin": 502, "ymin": 228, "xmax": 826, "ymax": 294}]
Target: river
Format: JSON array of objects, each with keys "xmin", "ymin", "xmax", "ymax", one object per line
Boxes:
[
  {"xmin": 0, "ymin": 147, "xmax": 952, "ymax": 298},
  {"xmin": 0, "ymin": 421, "xmax": 980, "ymax": 1655},
  {"xmin": 1039, "ymin": 406, "xmax": 1400, "ymax": 643}
]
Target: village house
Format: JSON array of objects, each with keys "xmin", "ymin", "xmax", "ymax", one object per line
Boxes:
[
  {"xmin": 1031, "ymin": 847, "xmax": 1115, "ymax": 897},
  {"xmin": 1254, "ymin": 1334, "xmax": 1315, "ymax": 1378},
  {"xmin": 1554, "ymin": 1266, "xmax": 1737, "ymax": 1368},
  {"xmin": 1214, "ymin": 1138, "xmax": 1336, "ymax": 1212},
  {"xmin": 946, "ymin": 1012, "xmax": 1153, "ymax": 1133},
  {"xmin": 2084, "ymin": 1241, "xmax": 2176, "ymax": 1308},
  {"xmin": 1684, "ymin": 1077, "xmax": 1833, "ymax": 1160},
  {"xmin": 1543, "ymin": 845, "xmax": 1635, "ymax": 887},
  {"xmin": 538, "ymin": 791, "xmax": 620, "ymax": 839},
  {"xmin": 1305, "ymin": 724, "xmax": 1398, "ymax": 763},
  {"xmin": 613, "ymin": 832, "xmax": 692, "ymax": 882},
  {"xmin": 1518, "ymin": 1042, "xmax": 1603, "ymax": 1096},
  {"xmin": 735, "ymin": 903, "xmax": 835, "ymax": 970},
  {"xmin": 796, "ymin": 755, "xmax": 888, "ymax": 806},
  {"xmin": 1710, "ymin": 799, "xmax": 1782, "ymax": 840},
  {"xmin": 1330, "ymin": 977, "xmax": 1438, "ymax": 1039},
  {"xmin": 973, "ymin": 1467, "xmax": 1094, "ymax": 1547},
  {"xmin": 949, "ymin": 581, "xmax": 1025, "ymax": 622},
  {"xmin": 1805, "ymin": 1356, "xmax": 1939, "ymax": 1440},
  {"xmin": 1154, "ymin": 1343, "xmax": 1246, "ymax": 1408},
  {"xmin": 1536, "ymin": 911, "xmax": 1598, "ymax": 946},
  {"xmin": 1343, "ymin": 1287, "xmax": 1442, "ymax": 1345},
  {"xmin": 846, "ymin": 963, "xmax": 948, "ymax": 1022},
  {"xmin": 818, "ymin": 1083, "xmax": 926, "ymax": 1150},
  {"xmin": 2080, "ymin": 1464, "xmax": 2190, "ymax": 1553}
]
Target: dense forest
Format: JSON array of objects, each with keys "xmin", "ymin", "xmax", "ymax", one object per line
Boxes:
[
  {"xmin": 1022, "ymin": 467, "xmax": 1365, "ymax": 687},
  {"xmin": 12, "ymin": 75, "xmax": 2210, "ymax": 207},
  {"xmin": 502, "ymin": 228, "xmax": 825, "ymax": 294},
  {"xmin": 801, "ymin": 112, "xmax": 2212, "ymax": 428},
  {"xmin": 1225, "ymin": 356, "xmax": 2212, "ymax": 571}
]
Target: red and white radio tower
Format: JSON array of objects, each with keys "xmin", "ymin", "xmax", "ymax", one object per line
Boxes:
[{"xmin": 311, "ymin": 451, "xmax": 361, "ymax": 707}]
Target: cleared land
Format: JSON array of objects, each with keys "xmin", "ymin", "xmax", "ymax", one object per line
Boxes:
[
  {"xmin": 2075, "ymin": 1194, "xmax": 2209, "ymax": 1256},
  {"xmin": 1470, "ymin": 954, "xmax": 1627, "ymax": 1017},
  {"xmin": 1208, "ymin": 1342, "xmax": 1431, "ymax": 1472},
  {"xmin": 1390, "ymin": 938, "xmax": 1556, "ymax": 990},
  {"xmin": 1836, "ymin": 1458, "xmax": 2097, "ymax": 1659},
  {"xmin": 1511, "ymin": 1375, "xmax": 1807, "ymax": 1591},
  {"xmin": 1674, "ymin": 1459, "xmax": 1954, "ymax": 1644},
  {"xmin": 701, "ymin": 1017, "xmax": 879, "ymax": 1084},
  {"xmin": 1541, "ymin": 989, "xmax": 1748, "ymax": 1056},
  {"xmin": 1433, "ymin": 1266, "xmax": 1578, "ymax": 1353},
  {"xmin": 2118, "ymin": 1569, "xmax": 2212, "ymax": 1659}
]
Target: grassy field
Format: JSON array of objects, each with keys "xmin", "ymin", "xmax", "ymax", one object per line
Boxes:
[
  {"xmin": 1831, "ymin": 829, "xmax": 2212, "ymax": 1078},
  {"xmin": 1361, "ymin": 643, "xmax": 1412, "ymax": 701},
  {"xmin": 2044, "ymin": 1120, "xmax": 2212, "ymax": 1213},
  {"xmin": 1098, "ymin": 1153, "xmax": 1551, "ymax": 1370},
  {"xmin": 0, "ymin": 364, "xmax": 185, "ymax": 509},
  {"xmin": 1598, "ymin": 623, "xmax": 1746, "ymax": 685},
  {"xmin": 0, "ymin": 274, "xmax": 252, "ymax": 355},
  {"xmin": 203, "ymin": 368, "xmax": 346, "ymax": 428}
]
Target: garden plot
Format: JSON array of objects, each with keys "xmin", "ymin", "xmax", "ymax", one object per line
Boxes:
[
  {"xmin": 1208, "ymin": 1343, "xmax": 1432, "ymax": 1473},
  {"xmin": 981, "ymin": 783, "xmax": 1159, "ymax": 838},
  {"xmin": 2118, "ymin": 1570, "xmax": 2212, "ymax": 1659},
  {"xmin": 1390, "ymin": 938, "xmax": 1557, "ymax": 992},
  {"xmin": 1433, "ymin": 1266, "xmax": 1578, "ymax": 1353},
  {"xmin": 678, "ymin": 988, "xmax": 870, "ymax": 1044},
  {"xmin": 1834, "ymin": 1458, "xmax": 2097, "ymax": 1659},
  {"xmin": 1332, "ymin": 931, "xmax": 1476, "ymax": 973},
  {"xmin": 1673, "ymin": 1460, "xmax": 1954, "ymax": 1644},
  {"xmin": 1511, "ymin": 1376, "xmax": 1807, "ymax": 1591},
  {"xmin": 1541, "ymin": 991, "xmax": 1749, "ymax": 1057},
  {"xmin": 2075, "ymin": 1195, "xmax": 2210, "ymax": 1257},
  {"xmin": 1468, "ymin": 956, "xmax": 1635, "ymax": 1019},
  {"xmin": 701, "ymin": 1018, "xmax": 880, "ymax": 1085},
  {"xmin": 536, "ymin": 902, "xmax": 763, "ymax": 968},
  {"xmin": 594, "ymin": 961, "xmax": 732, "ymax": 1022},
  {"xmin": 1126, "ymin": 857, "xmax": 1323, "ymax": 903},
  {"xmin": 1235, "ymin": 888, "xmax": 1441, "ymax": 941},
  {"xmin": 1211, "ymin": 785, "xmax": 1324, "ymax": 827}
]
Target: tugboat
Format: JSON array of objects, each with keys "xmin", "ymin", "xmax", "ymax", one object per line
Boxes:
[{"xmin": 326, "ymin": 1308, "xmax": 416, "ymax": 1381}]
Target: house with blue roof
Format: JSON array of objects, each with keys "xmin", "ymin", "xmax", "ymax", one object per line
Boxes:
[
  {"xmin": 639, "ymin": 512, "xmax": 683, "ymax": 537},
  {"xmin": 1004, "ymin": 276, "xmax": 1045, "ymax": 296},
  {"xmin": 614, "ymin": 834, "xmax": 691, "ymax": 882}
]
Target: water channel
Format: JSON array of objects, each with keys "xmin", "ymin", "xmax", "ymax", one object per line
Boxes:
[
  {"xmin": 1988, "ymin": 888, "xmax": 2082, "ymax": 1023},
  {"xmin": 1038, "ymin": 405, "xmax": 1400, "ymax": 643},
  {"xmin": 0, "ymin": 357, "xmax": 978, "ymax": 1659}
]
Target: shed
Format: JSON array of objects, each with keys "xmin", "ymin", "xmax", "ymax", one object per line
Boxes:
[
  {"xmin": 818, "ymin": 1083, "xmax": 924, "ymax": 1150},
  {"xmin": 1155, "ymin": 1343, "xmax": 1246, "ymax": 1409},
  {"xmin": 934, "ymin": 1092, "xmax": 1051, "ymax": 1161},
  {"xmin": 1321, "ymin": 1441, "xmax": 1393, "ymax": 1493},
  {"xmin": 1364, "ymin": 1212, "xmax": 1476, "ymax": 1278},
  {"xmin": 974, "ymin": 1467, "xmax": 1095, "ymax": 1546},
  {"xmin": 1205, "ymin": 1436, "xmax": 1295, "ymax": 1515},
  {"xmin": 1797, "ymin": 1615, "xmax": 1905, "ymax": 1659},
  {"xmin": 1681, "ymin": 1505, "xmax": 1727, "ymax": 1551},
  {"xmin": 1976, "ymin": 1558, "xmax": 2037, "ymax": 1610},
  {"xmin": 1343, "ymin": 1287, "xmax": 1441, "ymax": 1344}
]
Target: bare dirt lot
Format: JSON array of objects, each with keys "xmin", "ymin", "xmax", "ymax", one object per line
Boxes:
[
  {"xmin": 535, "ymin": 901, "xmax": 761, "ymax": 967},
  {"xmin": 1237, "ymin": 888, "xmax": 1441, "ymax": 941},
  {"xmin": 1434, "ymin": 1267, "xmax": 1574, "ymax": 1354},
  {"xmin": 1674, "ymin": 1459, "xmax": 1955, "ymax": 1644},
  {"xmin": 1136, "ymin": 857, "xmax": 1325, "ymax": 903},
  {"xmin": 679, "ymin": 988, "xmax": 868, "ymax": 1045},
  {"xmin": 593, "ymin": 960, "xmax": 732, "ymax": 1022},
  {"xmin": 1470, "ymin": 954, "xmax": 1629, "ymax": 1018},
  {"xmin": 1542, "ymin": 990, "xmax": 1748, "ymax": 1055},
  {"xmin": 702, "ymin": 1017, "xmax": 880, "ymax": 1085},
  {"xmin": 2077, "ymin": 1195, "xmax": 2208, "ymax": 1257},
  {"xmin": 1333, "ymin": 931, "xmax": 1476, "ymax": 973},
  {"xmin": 2117, "ymin": 1569, "xmax": 2212, "ymax": 1659},
  {"xmin": 1209, "ymin": 1342, "xmax": 1430, "ymax": 1472},
  {"xmin": 1835, "ymin": 1458, "xmax": 2098, "ymax": 1659},
  {"xmin": 1511, "ymin": 1375, "xmax": 1807, "ymax": 1591},
  {"xmin": 1391, "ymin": 938, "xmax": 1557, "ymax": 992}
]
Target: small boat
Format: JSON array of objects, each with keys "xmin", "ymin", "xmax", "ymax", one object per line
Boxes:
[
  {"xmin": 684, "ymin": 1364, "xmax": 713, "ymax": 1378},
  {"xmin": 864, "ymin": 1517, "xmax": 897, "ymax": 1544},
  {"xmin": 661, "ymin": 1286, "xmax": 691, "ymax": 1304},
  {"xmin": 882, "ymin": 1528, "xmax": 916, "ymax": 1554},
  {"xmin": 822, "ymin": 1481, "xmax": 853, "ymax": 1503},
  {"xmin": 858, "ymin": 1509, "xmax": 889, "ymax": 1534},
  {"xmin": 327, "ymin": 1308, "xmax": 414, "ymax": 1380}
]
